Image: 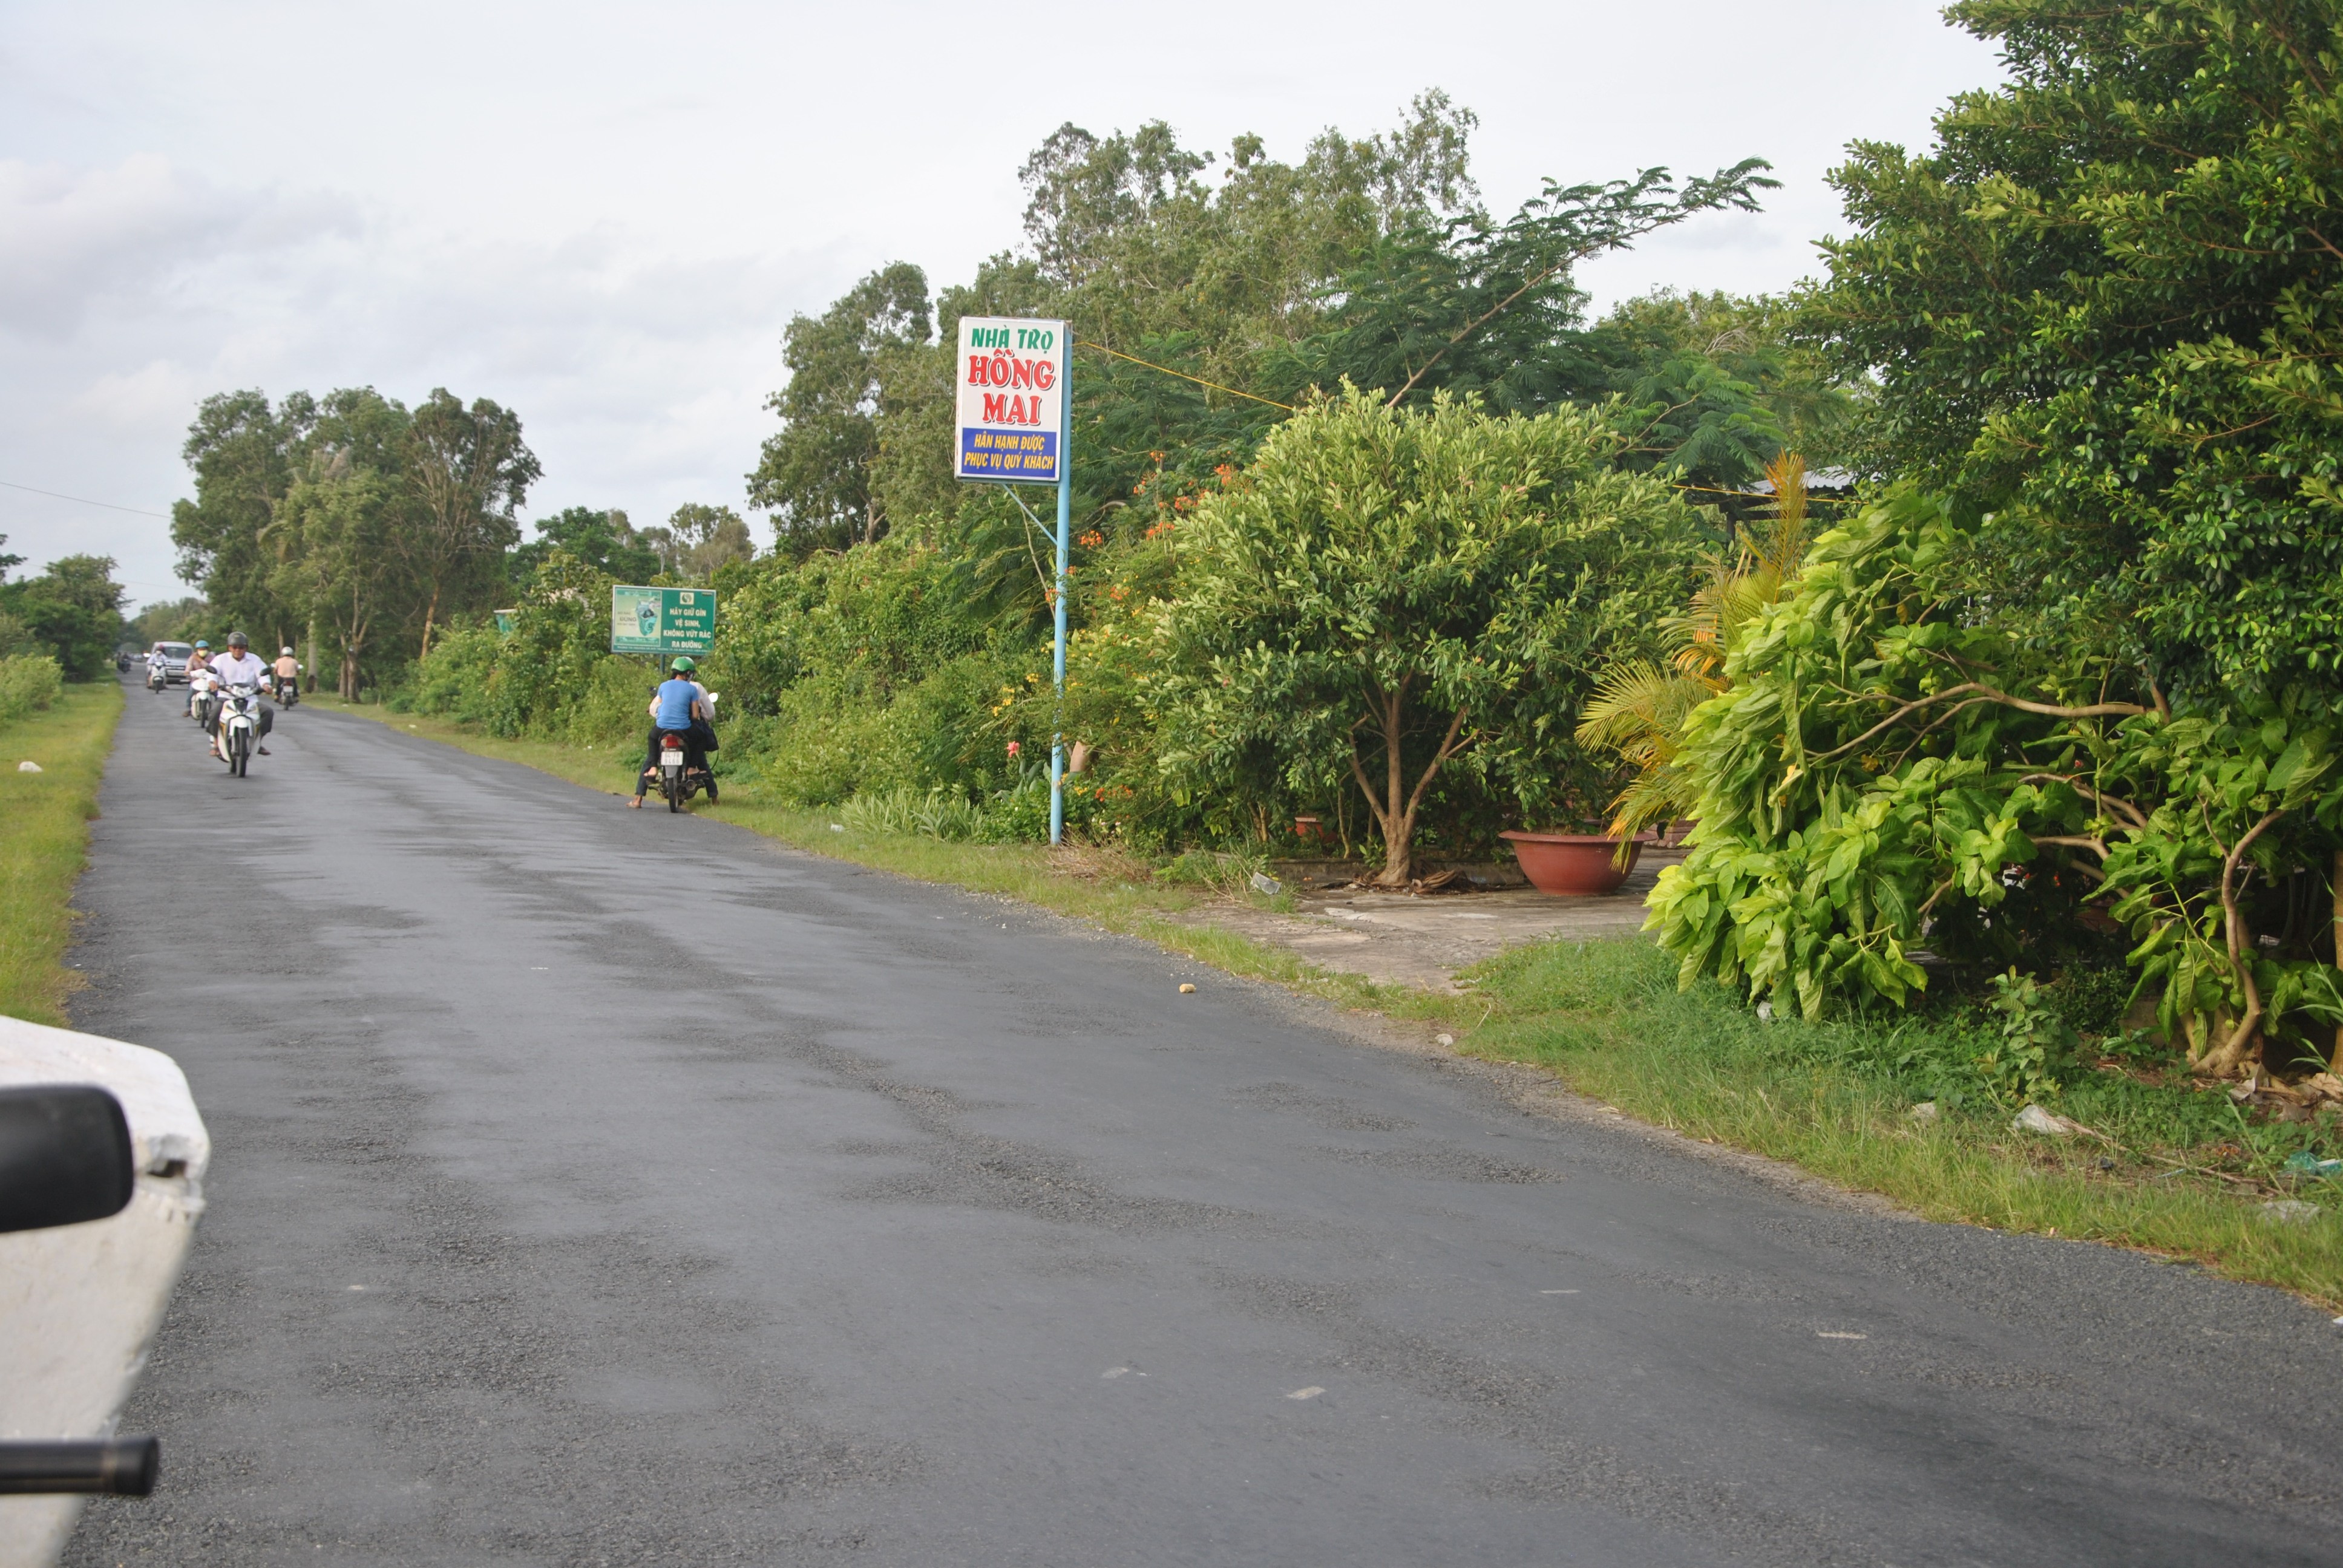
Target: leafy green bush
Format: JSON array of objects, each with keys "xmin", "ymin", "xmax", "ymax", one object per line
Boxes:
[
  {"xmin": 1650, "ymin": 492, "xmax": 2343, "ymax": 1082},
  {"xmin": 0, "ymin": 655, "xmax": 64, "ymax": 725},
  {"xmin": 976, "ymin": 773, "xmax": 1053, "ymax": 844}
]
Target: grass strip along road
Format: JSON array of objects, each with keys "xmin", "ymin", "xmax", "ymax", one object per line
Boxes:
[
  {"xmin": 0, "ymin": 679, "xmax": 120, "ymax": 1024},
  {"xmin": 315, "ymin": 694, "xmax": 2343, "ymax": 1304}
]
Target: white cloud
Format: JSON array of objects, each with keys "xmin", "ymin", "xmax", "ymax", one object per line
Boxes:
[
  {"xmin": 67, "ymin": 358, "xmax": 209, "ymax": 431},
  {"xmin": 0, "ymin": 154, "xmax": 356, "ymax": 339}
]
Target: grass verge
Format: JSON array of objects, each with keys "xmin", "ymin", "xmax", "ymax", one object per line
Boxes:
[
  {"xmin": 315, "ymin": 696, "xmax": 2343, "ymax": 1303},
  {"xmin": 1457, "ymin": 937, "xmax": 2343, "ymax": 1304},
  {"xmin": 0, "ymin": 681, "xmax": 123, "ymax": 1025}
]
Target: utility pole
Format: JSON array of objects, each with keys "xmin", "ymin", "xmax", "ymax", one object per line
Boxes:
[{"xmin": 1049, "ymin": 342, "xmax": 1072, "ymax": 846}]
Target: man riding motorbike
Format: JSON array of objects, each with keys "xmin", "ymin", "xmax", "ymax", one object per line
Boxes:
[
  {"xmin": 205, "ymin": 632, "xmax": 274, "ymax": 760},
  {"xmin": 271, "ymin": 646, "xmax": 303, "ymax": 704},
  {"xmin": 629, "ymin": 656, "xmax": 717, "ymax": 808}
]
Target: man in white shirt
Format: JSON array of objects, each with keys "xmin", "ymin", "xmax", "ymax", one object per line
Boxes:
[{"xmin": 205, "ymin": 631, "xmax": 274, "ymax": 759}]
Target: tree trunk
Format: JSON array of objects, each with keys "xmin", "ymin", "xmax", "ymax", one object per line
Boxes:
[
  {"xmin": 338, "ymin": 611, "xmax": 369, "ymax": 702},
  {"xmin": 418, "ymin": 584, "xmax": 440, "ymax": 662},
  {"xmin": 1348, "ymin": 684, "xmax": 1471, "ymax": 887},
  {"xmin": 305, "ymin": 618, "xmax": 318, "ymax": 693}
]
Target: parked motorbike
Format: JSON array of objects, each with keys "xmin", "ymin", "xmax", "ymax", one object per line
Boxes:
[
  {"xmin": 650, "ymin": 731, "xmax": 714, "ymax": 812},
  {"xmin": 216, "ymin": 682, "xmax": 263, "ymax": 777}
]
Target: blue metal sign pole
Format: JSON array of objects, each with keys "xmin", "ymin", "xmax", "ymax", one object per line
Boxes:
[{"xmin": 1049, "ymin": 344, "xmax": 1072, "ymax": 846}]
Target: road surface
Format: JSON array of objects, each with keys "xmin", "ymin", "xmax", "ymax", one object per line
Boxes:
[{"xmin": 59, "ymin": 682, "xmax": 2343, "ymax": 1565}]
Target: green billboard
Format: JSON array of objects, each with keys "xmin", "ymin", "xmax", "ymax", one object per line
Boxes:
[{"xmin": 610, "ymin": 586, "xmax": 717, "ymax": 657}]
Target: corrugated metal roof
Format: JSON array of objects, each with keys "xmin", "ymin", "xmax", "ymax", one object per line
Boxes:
[{"xmin": 1744, "ymin": 466, "xmax": 1860, "ymax": 495}]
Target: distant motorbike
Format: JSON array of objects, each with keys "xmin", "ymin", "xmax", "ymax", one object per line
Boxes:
[
  {"xmin": 271, "ymin": 671, "xmax": 300, "ymax": 708},
  {"xmin": 649, "ymin": 731, "xmax": 714, "ymax": 813},
  {"xmin": 145, "ymin": 664, "xmax": 167, "ymax": 694},
  {"xmin": 216, "ymin": 682, "xmax": 263, "ymax": 777}
]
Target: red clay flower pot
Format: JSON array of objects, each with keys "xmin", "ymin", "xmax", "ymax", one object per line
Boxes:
[{"xmin": 1499, "ymin": 831, "xmax": 1645, "ymax": 896}]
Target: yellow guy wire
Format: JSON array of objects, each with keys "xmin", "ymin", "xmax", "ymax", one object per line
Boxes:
[{"xmin": 1076, "ymin": 341, "xmax": 1294, "ymax": 413}]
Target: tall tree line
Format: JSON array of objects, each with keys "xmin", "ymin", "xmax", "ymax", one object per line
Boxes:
[
  {"xmin": 172, "ymin": 387, "xmax": 538, "ymax": 697},
  {"xmin": 747, "ymin": 92, "xmax": 1837, "ymax": 564}
]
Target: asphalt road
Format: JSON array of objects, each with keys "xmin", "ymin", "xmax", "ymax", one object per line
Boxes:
[{"xmin": 57, "ymin": 680, "xmax": 2343, "ymax": 1566}]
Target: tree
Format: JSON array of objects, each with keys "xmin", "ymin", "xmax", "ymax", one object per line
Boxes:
[
  {"xmin": 1804, "ymin": 0, "xmax": 2343, "ymax": 710},
  {"xmin": 402, "ymin": 389, "xmax": 539, "ymax": 659},
  {"xmin": 748, "ymin": 263, "xmax": 933, "ymax": 554},
  {"xmin": 511, "ymin": 508, "xmax": 659, "ymax": 584},
  {"xmin": 661, "ymin": 503, "xmax": 753, "ymax": 581},
  {"xmin": 1155, "ymin": 387, "xmax": 1703, "ymax": 884},
  {"xmin": 267, "ymin": 389, "xmax": 415, "ymax": 699},
  {"xmin": 1279, "ymin": 160, "xmax": 1777, "ymax": 414},
  {"xmin": 129, "ymin": 597, "xmax": 209, "ymax": 647},
  {"xmin": 171, "ymin": 389, "xmax": 313, "ymax": 647},
  {"xmin": 0, "ymin": 554, "xmax": 126, "ymax": 678}
]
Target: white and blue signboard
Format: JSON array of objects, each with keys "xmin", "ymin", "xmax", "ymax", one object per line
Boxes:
[{"xmin": 955, "ymin": 316, "xmax": 1069, "ymax": 485}]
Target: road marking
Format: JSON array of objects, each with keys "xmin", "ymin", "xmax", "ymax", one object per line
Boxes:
[
  {"xmin": 1102, "ymin": 1367, "xmax": 1129, "ymax": 1379},
  {"xmin": 1286, "ymin": 1387, "xmax": 1325, "ymax": 1400},
  {"xmin": 1541, "ymin": 1289, "xmax": 1579, "ymax": 1295},
  {"xmin": 1817, "ymin": 1331, "xmax": 1867, "ymax": 1339}
]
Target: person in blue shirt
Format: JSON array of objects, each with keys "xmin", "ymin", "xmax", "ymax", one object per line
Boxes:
[{"xmin": 630, "ymin": 657, "xmax": 716, "ymax": 808}]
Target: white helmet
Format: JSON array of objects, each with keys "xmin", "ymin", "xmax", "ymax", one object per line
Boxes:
[{"xmin": 280, "ymin": 647, "xmax": 293, "ymax": 656}]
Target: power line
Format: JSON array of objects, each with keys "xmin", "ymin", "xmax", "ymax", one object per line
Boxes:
[
  {"xmin": 0, "ymin": 478, "xmax": 171, "ymax": 519},
  {"xmin": 1077, "ymin": 341, "xmax": 1294, "ymax": 412}
]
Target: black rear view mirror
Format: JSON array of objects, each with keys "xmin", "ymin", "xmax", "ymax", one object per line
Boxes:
[{"xmin": 0, "ymin": 1083, "xmax": 135, "ymax": 1233}]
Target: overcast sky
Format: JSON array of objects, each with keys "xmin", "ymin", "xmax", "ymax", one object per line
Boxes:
[{"xmin": 0, "ymin": 0, "xmax": 2000, "ymax": 611}]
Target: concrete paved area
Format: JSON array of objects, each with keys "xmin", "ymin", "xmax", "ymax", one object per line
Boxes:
[
  {"xmin": 56, "ymin": 681, "xmax": 2343, "ymax": 1565},
  {"xmin": 1178, "ymin": 860, "xmax": 1675, "ymax": 991}
]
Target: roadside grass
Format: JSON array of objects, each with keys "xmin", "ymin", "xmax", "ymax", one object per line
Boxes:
[
  {"xmin": 313, "ymin": 696, "xmax": 2343, "ymax": 1302},
  {"xmin": 1456, "ymin": 937, "xmax": 2343, "ymax": 1304},
  {"xmin": 0, "ymin": 681, "xmax": 123, "ymax": 1025}
]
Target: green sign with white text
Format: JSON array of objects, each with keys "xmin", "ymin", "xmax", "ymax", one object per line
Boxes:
[{"xmin": 610, "ymin": 586, "xmax": 716, "ymax": 656}]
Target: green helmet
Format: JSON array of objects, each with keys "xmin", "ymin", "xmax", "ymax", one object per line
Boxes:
[{"xmin": 669, "ymin": 656, "xmax": 696, "ymax": 673}]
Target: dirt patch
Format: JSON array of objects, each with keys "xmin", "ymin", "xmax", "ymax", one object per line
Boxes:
[{"xmin": 1167, "ymin": 849, "xmax": 1681, "ymax": 992}]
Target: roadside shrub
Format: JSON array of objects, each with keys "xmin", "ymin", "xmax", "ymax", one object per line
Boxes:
[
  {"xmin": 841, "ymin": 785, "xmax": 986, "ymax": 842},
  {"xmin": 0, "ymin": 655, "xmax": 64, "ymax": 725},
  {"xmin": 977, "ymin": 773, "xmax": 1053, "ymax": 843}
]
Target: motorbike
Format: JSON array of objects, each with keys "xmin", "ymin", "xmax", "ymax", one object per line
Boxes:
[
  {"xmin": 272, "ymin": 670, "xmax": 300, "ymax": 707},
  {"xmin": 145, "ymin": 662, "xmax": 167, "ymax": 693},
  {"xmin": 216, "ymin": 682, "xmax": 264, "ymax": 777},
  {"xmin": 185, "ymin": 669, "xmax": 218, "ymax": 729},
  {"xmin": 650, "ymin": 731, "xmax": 715, "ymax": 812}
]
